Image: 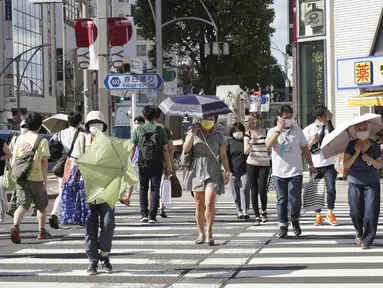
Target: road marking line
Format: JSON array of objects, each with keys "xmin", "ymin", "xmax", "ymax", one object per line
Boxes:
[
  {"xmin": 0, "ymin": 258, "xmax": 197, "ymax": 265},
  {"xmin": 14, "ymin": 248, "xmax": 213, "ymax": 255},
  {"xmin": 248, "ymin": 256, "xmax": 383, "ymax": 265},
  {"xmin": 236, "ymin": 268, "xmax": 383, "ymax": 278},
  {"xmin": 44, "ymin": 239, "xmax": 226, "ymax": 246},
  {"xmin": 0, "ymin": 269, "xmax": 181, "ymax": 278}
]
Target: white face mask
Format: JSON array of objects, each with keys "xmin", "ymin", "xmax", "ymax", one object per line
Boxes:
[
  {"xmin": 89, "ymin": 123, "xmax": 103, "ymax": 135},
  {"xmin": 233, "ymin": 131, "xmax": 243, "ymax": 140},
  {"xmin": 356, "ymin": 131, "xmax": 369, "ymax": 140},
  {"xmin": 134, "ymin": 124, "xmax": 140, "ymax": 129},
  {"xmin": 284, "ymin": 119, "xmax": 293, "ymax": 128},
  {"xmin": 20, "ymin": 128, "xmax": 28, "ymax": 135}
]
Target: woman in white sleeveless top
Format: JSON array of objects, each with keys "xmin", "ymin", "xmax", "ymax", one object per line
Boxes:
[{"xmin": 244, "ymin": 112, "xmax": 271, "ymax": 226}]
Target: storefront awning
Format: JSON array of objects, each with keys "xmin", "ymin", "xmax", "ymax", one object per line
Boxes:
[{"xmin": 348, "ymin": 92, "xmax": 383, "ymax": 107}]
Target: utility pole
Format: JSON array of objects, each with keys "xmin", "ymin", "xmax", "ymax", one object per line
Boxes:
[
  {"xmin": 15, "ymin": 58, "xmax": 21, "ymax": 125},
  {"xmin": 62, "ymin": 0, "xmax": 67, "ymax": 110},
  {"xmin": 98, "ymin": 0, "xmax": 111, "ymax": 134},
  {"xmin": 155, "ymin": 0, "xmax": 164, "ymax": 105},
  {"xmin": 82, "ymin": 0, "xmax": 92, "ymax": 119},
  {"xmin": 51, "ymin": 3, "xmax": 57, "ymax": 102}
]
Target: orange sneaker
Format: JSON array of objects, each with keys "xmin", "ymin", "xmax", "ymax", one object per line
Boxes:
[
  {"xmin": 326, "ymin": 213, "xmax": 339, "ymax": 226},
  {"xmin": 314, "ymin": 215, "xmax": 323, "ymax": 226}
]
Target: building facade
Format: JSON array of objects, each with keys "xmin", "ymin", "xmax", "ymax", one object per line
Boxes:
[
  {"xmin": 294, "ymin": 0, "xmax": 383, "ymax": 128},
  {"xmin": 0, "ymin": 0, "xmax": 56, "ymax": 127},
  {"xmin": 333, "ymin": 0, "xmax": 383, "ymax": 122}
]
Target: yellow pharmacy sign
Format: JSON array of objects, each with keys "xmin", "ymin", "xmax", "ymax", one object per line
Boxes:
[{"xmin": 354, "ymin": 61, "xmax": 372, "ymax": 85}]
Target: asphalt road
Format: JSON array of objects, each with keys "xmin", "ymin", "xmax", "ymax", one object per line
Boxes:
[{"xmin": 1, "ymin": 180, "xmax": 383, "ymax": 287}]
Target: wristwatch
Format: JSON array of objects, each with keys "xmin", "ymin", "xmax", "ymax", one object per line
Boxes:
[{"xmin": 308, "ymin": 163, "xmax": 314, "ymax": 168}]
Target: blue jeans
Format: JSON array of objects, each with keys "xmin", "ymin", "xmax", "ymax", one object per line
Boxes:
[
  {"xmin": 139, "ymin": 172, "xmax": 162, "ymax": 219},
  {"xmin": 314, "ymin": 165, "xmax": 337, "ymax": 213},
  {"xmin": 273, "ymin": 175, "xmax": 303, "ymax": 227},
  {"xmin": 85, "ymin": 202, "xmax": 115, "ymax": 264},
  {"xmin": 348, "ymin": 182, "xmax": 380, "ymax": 246}
]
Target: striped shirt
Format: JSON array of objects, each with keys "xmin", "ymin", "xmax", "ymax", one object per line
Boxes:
[{"xmin": 244, "ymin": 129, "xmax": 270, "ymax": 167}]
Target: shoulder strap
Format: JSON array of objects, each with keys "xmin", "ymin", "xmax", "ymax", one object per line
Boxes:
[
  {"xmin": 137, "ymin": 126, "xmax": 146, "ymax": 135},
  {"xmin": 68, "ymin": 130, "xmax": 80, "ymax": 156},
  {"xmin": 154, "ymin": 126, "xmax": 161, "ymax": 133},
  {"xmin": 32, "ymin": 136, "xmax": 43, "ymax": 153}
]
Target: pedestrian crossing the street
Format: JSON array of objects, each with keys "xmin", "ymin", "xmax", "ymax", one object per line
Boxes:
[{"xmin": 1, "ymin": 200, "xmax": 383, "ymax": 287}]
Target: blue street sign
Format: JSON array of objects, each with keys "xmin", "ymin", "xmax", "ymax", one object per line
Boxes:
[{"xmin": 103, "ymin": 73, "xmax": 164, "ymax": 90}]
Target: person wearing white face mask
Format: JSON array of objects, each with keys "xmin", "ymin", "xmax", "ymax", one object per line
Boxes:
[
  {"xmin": 266, "ymin": 105, "xmax": 316, "ymax": 239},
  {"xmin": 244, "ymin": 112, "xmax": 271, "ymax": 225},
  {"xmin": 343, "ymin": 121, "xmax": 382, "ymax": 249},
  {"xmin": 227, "ymin": 122, "xmax": 250, "ymax": 219},
  {"xmin": 303, "ymin": 106, "xmax": 339, "ymax": 227},
  {"xmin": 73, "ymin": 110, "xmax": 115, "ymax": 275}
]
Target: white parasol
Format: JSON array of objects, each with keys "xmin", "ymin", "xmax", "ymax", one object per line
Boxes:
[{"xmin": 320, "ymin": 113, "xmax": 383, "ymax": 159}]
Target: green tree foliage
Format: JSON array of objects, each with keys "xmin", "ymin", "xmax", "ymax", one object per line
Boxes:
[{"xmin": 136, "ymin": 0, "xmax": 276, "ymax": 94}]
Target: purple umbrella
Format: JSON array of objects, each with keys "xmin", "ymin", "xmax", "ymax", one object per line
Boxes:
[{"xmin": 158, "ymin": 94, "xmax": 232, "ymax": 118}]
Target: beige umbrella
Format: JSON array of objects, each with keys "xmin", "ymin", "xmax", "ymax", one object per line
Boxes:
[
  {"xmin": 321, "ymin": 113, "xmax": 383, "ymax": 159},
  {"xmin": 42, "ymin": 113, "xmax": 68, "ymax": 133}
]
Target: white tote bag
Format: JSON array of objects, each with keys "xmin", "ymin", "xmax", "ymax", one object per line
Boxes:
[
  {"xmin": 161, "ymin": 178, "xmax": 172, "ymax": 204},
  {"xmin": 302, "ymin": 177, "xmax": 326, "ymax": 212}
]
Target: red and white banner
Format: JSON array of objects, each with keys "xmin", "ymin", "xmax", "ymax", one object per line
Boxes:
[{"xmin": 74, "ymin": 17, "xmax": 135, "ymax": 70}]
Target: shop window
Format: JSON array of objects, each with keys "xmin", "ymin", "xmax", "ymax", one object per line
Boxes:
[
  {"xmin": 137, "ymin": 45, "xmax": 147, "ymax": 56},
  {"xmin": 298, "ymin": 0, "xmax": 325, "ymax": 38},
  {"xmin": 298, "ymin": 40, "xmax": 325, "ymax": 129}
]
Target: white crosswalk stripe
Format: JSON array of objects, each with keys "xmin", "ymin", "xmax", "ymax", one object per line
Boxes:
[
  {"xmin": 2, "ymin": 198, "xmax": 383, "ymax": 287},
  {"xmin": 0, "ymin": 200, "xmax": 270, "ymax": 287},
  {"xmin": 227, "ymin": 202, "xmax": 383, "ymax": 287}
]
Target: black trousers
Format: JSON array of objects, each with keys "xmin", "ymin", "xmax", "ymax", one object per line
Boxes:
[{"xmin": 247, "ymin": 164, "xmax": 270, "ymax": 217}]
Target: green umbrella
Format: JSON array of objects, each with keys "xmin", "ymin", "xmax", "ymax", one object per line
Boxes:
[{"xmin": 75, "ymin": 131, "xmax": 138, "ymax": 208}]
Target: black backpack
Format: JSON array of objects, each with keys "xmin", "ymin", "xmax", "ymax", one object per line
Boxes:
[
  {"xmin": 49, "ymin": 132, "xmax": 64, "ymax": 161},
  {"xmin": 137, "ymin": 126, "xmax": 163, "ymax": 172}
]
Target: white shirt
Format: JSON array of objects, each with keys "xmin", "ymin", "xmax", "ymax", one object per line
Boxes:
[
  {"xmin": 52, "ymin": 126, "xmax": 85, "ymax": 154},
  {"xmin": 266, "ymin": 126, "xmax": 308, "ymax": 178},
  {"xmin": 303, "ymin": 122, "xmax": 336, "ymax": 168}
]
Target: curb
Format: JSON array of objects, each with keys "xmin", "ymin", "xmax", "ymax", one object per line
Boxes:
[{"xmin": 6, "ymin": 192, "xmax": 59, "ymax": 202}]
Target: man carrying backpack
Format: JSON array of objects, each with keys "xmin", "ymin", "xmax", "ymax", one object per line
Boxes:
[
  {"xmin": 130, "ymin": 106, "xmax": 171, "ymax": 224},
  {"xmin": 10, "ymin": 112, "xmax": 51, "ymax": 244}
]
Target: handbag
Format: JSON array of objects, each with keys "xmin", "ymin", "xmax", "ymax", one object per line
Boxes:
[
  {"xmin": 52, "ymin": 130, "xmax": 80, "ymax": 178},
  {"xmin": 2, "ymin": 160, "xmax": 15, "ymax": 191},
  {"xmin": 302, "ymin": 177, "xmax": 326, "ymax": 211},
  {"xmin": 170, "ymin": 174, "xmax": 182, "ymax": 198}
]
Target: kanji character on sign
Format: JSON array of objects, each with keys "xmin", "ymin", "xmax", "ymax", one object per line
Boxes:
[{"xmin": 355, "ymin": 61, "xmax": 372, "ymax": 84}]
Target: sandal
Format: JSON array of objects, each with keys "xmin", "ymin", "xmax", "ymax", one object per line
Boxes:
[
  {"xmin": 195, "ymin": 234, "xmax": 205, "ymax": 244},
  {"xmin": 206, "ymin": 232, "xmax": 214, "ymax": 246}
]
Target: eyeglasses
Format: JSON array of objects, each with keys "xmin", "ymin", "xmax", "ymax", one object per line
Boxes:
[{"xmin": 21, "ymin": 125, "xmax": 27, "ymax": 128}]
